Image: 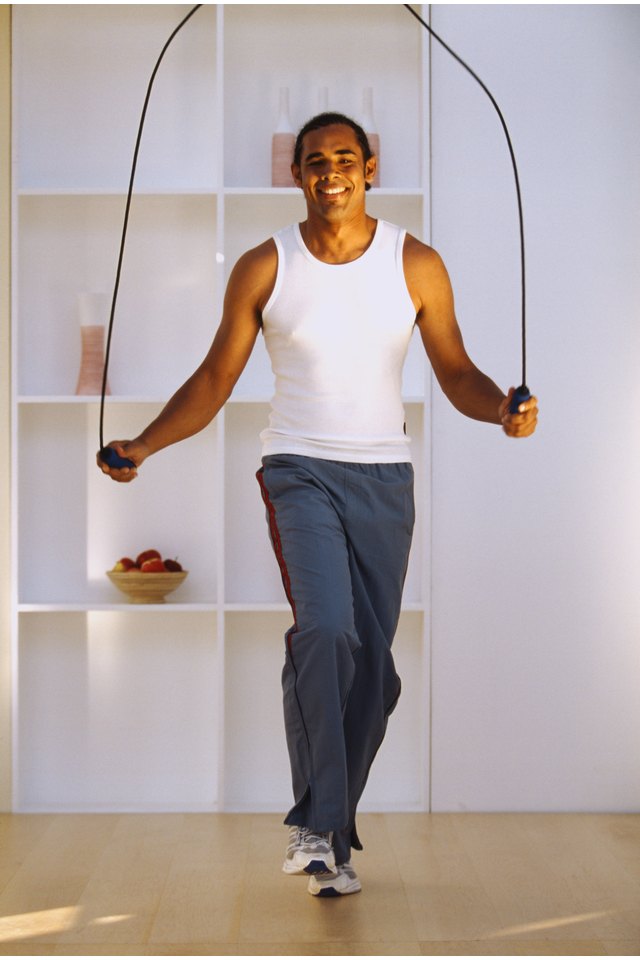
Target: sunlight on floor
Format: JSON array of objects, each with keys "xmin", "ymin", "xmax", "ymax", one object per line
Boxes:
[
  {"xmin": 0, "ymin": 907, "xmax": 137, "ymax": 942},
  {"xmin": 88, "ymin": 913, "xmax": 136, "ymax": 927},
  {"xmin": 489, "ymin": 909, "xmax": 615, "ymax": 938},
  {"xmin": 0, "ymin": 906, "xmax": 81, "ymax": 941}
]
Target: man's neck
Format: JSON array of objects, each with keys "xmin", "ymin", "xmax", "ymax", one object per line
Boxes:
[{"xmin": 299, "ymin": 213, "xmax": 378, "ymax": 265}]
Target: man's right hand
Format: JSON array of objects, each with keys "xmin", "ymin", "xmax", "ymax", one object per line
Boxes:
[{"xmin": 97, "ymin": 439, "xmax": 148, "ymax": 483}]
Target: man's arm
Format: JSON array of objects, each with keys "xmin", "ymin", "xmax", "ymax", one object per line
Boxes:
[
  {"xmin": 403, "ymin": 234, "xmax": 538, "ymax": 437},
  {"xmin": 97, "ymin": 239, "xmax": 277, "ymax": 482}
]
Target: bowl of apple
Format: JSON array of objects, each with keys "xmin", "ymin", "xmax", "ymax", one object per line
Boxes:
[{"xmin": 107, "ymin": 550, "xmax": 188, "ymax": 604}]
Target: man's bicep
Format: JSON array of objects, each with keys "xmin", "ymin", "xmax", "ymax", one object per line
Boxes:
[
  {"xmin": 412, "ymin": 250, "xmax": 475, "ymax": 386},
  {"xmin": 200, "ymin": 243, "xmax": 276, "ymax": 389},
  {"xmin": 201, "ymin": 306, "xmax": 262, "ymax": 401}
]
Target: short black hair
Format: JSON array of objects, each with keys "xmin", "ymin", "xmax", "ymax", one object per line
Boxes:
[{"xmin": 293, "ymin": 112, "xmax": 374, "ymax": 190}]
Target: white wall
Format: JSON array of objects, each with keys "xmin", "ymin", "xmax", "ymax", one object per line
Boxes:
[{"xmin": 429, "ymin": 5, "xmax": 640, "ymax": 810}]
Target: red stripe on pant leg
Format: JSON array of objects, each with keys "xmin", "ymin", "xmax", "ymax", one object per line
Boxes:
[
  {"xmin": 256, "ymin": 468, "xmax": 298, "ymax": 638},
  {"xmin": 257, "ymin": 468, "xmax": 315, "ymax": 823}
]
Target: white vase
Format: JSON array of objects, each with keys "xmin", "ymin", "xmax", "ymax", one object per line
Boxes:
[
  {"xmin": 271, "ymin": 87, "xmax": 295, "ymax": 187},
  {"xmin": 75, "ymin": 292, "xmax": 110, "ymax": 395},
  {"xmin": 361, "ymin": 87, "xmax": 380, "ymax": 188}
]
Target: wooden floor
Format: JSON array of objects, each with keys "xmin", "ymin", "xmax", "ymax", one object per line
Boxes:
[{"xmin": 0, "ymin": 813, "xmax": 638, "ymax": 956}]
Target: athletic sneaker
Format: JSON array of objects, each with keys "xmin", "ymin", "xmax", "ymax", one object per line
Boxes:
[
  {"xmin": 282, "ymin": 826, "xmax": 336, "ymax": 875},
  {"xmin": 307, "ymin": 861, "xmax": 362, "ymax": 897}
]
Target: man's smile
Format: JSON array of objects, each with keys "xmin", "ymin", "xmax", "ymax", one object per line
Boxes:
[{"xmin": 317, "ymin": 184, "xmax": 348, "ymax": 197}]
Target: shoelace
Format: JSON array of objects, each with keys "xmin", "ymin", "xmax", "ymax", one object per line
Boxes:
[{"xmin": 289, "ymin": 827, "xmax": 331, "ymax": 849}]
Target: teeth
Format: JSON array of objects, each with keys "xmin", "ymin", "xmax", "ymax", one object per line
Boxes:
[{"xmin": 320, "ymin": 187, "xmax": 346, "ymax": 195}]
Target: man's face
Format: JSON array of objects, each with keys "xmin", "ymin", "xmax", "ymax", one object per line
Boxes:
[{"xmin": 292, "ymin": 124, "xmax": 376, "ymax": 221}]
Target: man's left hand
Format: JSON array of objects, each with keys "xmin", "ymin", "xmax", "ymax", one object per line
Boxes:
[{"xmin": 499, "ymin": 388, "xmax": 539, "ymax": 438}]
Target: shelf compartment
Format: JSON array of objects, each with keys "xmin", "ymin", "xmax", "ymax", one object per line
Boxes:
[
  {"xmin": 222, "ymin": 611, "xmax": 293, "ymax": 812},
  {"xmin": 223, "ymin": 193, "xmax": 306, "ymax": 276},
  {"xmin": 17, "ymin": 193, "xmax": 218, "ymax": 397},
  {"xmin": 18, "ymin": 403, "xmax": 219, "ymax": 606},
  {"xmin": 15, "ymin": 4, "xmax": 218, "ymax": 192},
  {"xmin": 223, "ymin": 4, "xmax": 423, "ymax": 190},
  {"xmin": 16, "ymin": 611, "xmax": 219, "ymax": 812}
]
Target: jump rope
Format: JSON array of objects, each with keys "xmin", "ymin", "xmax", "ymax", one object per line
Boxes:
[{"xmin": 99, "ymin": 3, "xmax": 530, "ymax": 471}]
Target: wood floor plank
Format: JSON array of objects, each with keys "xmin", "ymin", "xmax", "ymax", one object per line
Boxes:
[
  {"xmin": 0, "ymin": 815, "xmax": 54, "ymax": 895},
  {"xmin": 0, "ymin": 815, "xmax": 120, "ymax": 946},
  {"xmin": 600, "ymin": 942, "xmax": 640, "ymax": 956},
  {"xmin": 418, "ymin": 940, "xmax": 607, "ymax": 955},
  {"xmin": 515, "ymin": 814, "xmax": 640, "ymax": 941},
  {"xmin": 597, "ymin": 816, "xmax": 640, "ymax": 882},
  {"xmin": 384, "ymin": 813, "xmax": 504, "ymax": 940},
  {"xmin": 447, "ymin": 814, "xmax": 593, "ymax": 941},
  {"xmin": 327, "ymin": 943, "xmax": 422, "ymax": 955},
  {"xmin": 53, "ymin": 816, "xmax": 180, "ymax": 946},
  {"xmin": 53, "ymin": 945, "xmax": 238, "ymax": 956},
  {"xmin": 147, "ymin": 857, "xmax": 245, "ymax": 944},
  {"xmin": 0, "ymin": 946, "xmax": 61, "ymax": 956}
]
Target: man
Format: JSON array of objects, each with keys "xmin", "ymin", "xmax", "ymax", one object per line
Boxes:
[{"xmin": 98, "ymin": 112, "xmax": 538, "ymax": 897}]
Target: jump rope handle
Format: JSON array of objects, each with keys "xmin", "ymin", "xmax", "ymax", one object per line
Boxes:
[
  {"xmin": 509, "ymin": 384, "xmax": 531, "ymax": 414},
  {"xmin": 99, "ymin": 446, "xmax": 136, "ymax": 470}
]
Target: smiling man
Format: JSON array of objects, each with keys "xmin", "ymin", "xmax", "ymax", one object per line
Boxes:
[{"xmin": 98, "ymin": 112, "xmax": 538, "ymax": 897}]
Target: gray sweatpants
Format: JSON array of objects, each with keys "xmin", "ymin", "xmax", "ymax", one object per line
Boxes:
[{"xmin": 257, "ymin": 454, "xmax": 415, "ymax": 866}]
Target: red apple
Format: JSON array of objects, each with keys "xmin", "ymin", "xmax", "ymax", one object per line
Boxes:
[
  {"xmin": 112, "ymin": 557, "xmax": 136, "ymax": 572},
  {"xmin": 164, "ymin": 558, "xmax": 183, "ymax": 572},
  {"xmin": 140, "ymin": 557, "xmax": 166, "ymax": 573},
  {"xmin": 136, "ymin": 549, "xmax": 161, "ymax": 568}
]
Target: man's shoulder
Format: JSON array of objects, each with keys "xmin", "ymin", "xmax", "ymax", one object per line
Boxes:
[
  {"xmin": 402, "ymin": 234, "xmax": 451, "ymax": 310},
  {"xmin": 226, "ymin": 237, "xmax": 279, "ymax": 315},
  {"xmin": 403, "ymin": 233, "xmax": 445, "ymax": 277},
  {"xmin": 236, "ymin": 236, "xmax": 279, "ymax": 272},
  {"xmin": 229, "ymin": 236, "xmax": 279, "ymax": 290},
  {"xmin": 403, "ymin": 231, "xmax": 440, "ymax": 264}
]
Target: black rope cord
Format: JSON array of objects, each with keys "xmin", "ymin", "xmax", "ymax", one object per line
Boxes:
[
  {"xmin": 403, "ymin": 4, "xmax": 529, "ymax": 401},
  {"xmin": 99, "ymin": 4, "xmax": 203, "ymax": 468}
]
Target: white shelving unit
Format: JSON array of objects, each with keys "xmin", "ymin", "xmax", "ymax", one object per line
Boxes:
[{"xmin": 11, "ymin": 4, "xmax": 431, "ymax": 813}]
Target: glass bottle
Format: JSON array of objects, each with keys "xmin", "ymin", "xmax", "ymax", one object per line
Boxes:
[
  {"xmin": 75, "ymin": 292, "xmax": 110, "ymax": 395},
  {"xmin": 271, "ymin": 86, "xmax": 295, "ymax": 187}
]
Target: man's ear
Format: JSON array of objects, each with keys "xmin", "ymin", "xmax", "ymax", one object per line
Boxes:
[
  {"xmin": 291, "ymin": 163, "xmax": 303, "ymax": 188},
  {"xmin": 364, "ymin": 155, "xmax": 377, "ymax": 187}
]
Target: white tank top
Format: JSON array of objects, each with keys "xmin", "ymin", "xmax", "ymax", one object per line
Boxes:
[{"xmin": 260, "ymin": 220, "xmax": 417, "ymax": 463}]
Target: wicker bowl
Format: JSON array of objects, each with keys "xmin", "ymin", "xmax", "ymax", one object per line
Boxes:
[{"xmin": 107, "ymin": 569, "xmax": 188, "ymax": 604}]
